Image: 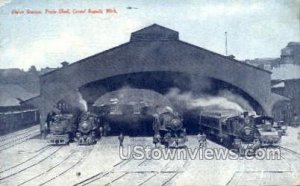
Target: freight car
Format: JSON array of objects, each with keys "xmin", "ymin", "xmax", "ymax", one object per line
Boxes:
[
  {"xmin": 199, "ymin": 110, "xmax": 281, "ymax": 155},
  {"xmin": 0, "ymin": 105, "xmax": 40, "ymax": 135},
  {"xmin": 153, "ymin": 107, "xmax": 187, "ymax": 148},
  {"xmin": 76, "ymin": 112, "xmax": 100, "ymax": 145},
  {"xmin": 47, "ymin": 113, "xmax": 76, "ymax": 145}
]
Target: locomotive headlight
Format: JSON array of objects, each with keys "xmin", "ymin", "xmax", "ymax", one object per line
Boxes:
[
  {"xmin": 170, "ymin": 119, "xmax": 182, "ymax": 130},
  {"xmin": 241, "ymin": 126, "xmax": 254, "ymax": 142},
  {"xmin": 244, "ymin": 128, "xmax": 252, "ymax": 135},
  {"xmin": 81, "ymin": 121, "xmax": 89, "ymax": 129}
]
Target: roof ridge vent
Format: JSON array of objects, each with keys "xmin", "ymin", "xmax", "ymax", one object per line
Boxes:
[{"xmin": 130, "ymin": 24, "xmax": 179, "ymax": 42}]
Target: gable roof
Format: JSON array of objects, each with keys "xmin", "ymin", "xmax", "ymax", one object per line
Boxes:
[
  {"xmin": 130, "ymin": 24, "xmax": 179, "ymax": 41},
  {"xmin": 41, "ymin": 24, "xmax": 271, "ymax": 78},
  {"xmin": 0, "ymin": 84, "xmax": 38, "ymax": 106}
]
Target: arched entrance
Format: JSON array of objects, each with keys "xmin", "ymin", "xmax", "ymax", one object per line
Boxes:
[{"xmin": 22, "ymin": 24, "xmax": 273, "ymax": 134}]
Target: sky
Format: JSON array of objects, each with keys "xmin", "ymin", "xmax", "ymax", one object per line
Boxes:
[{"xmin": 0, "ymin": 0, "xmax": 299, "ymax": 70}]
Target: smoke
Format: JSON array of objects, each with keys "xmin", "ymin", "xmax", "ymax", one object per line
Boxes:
[
  {"xmin": 218, "ymin": 90, "xmax": 254, "ymax": 112},
  {"xmin": 165, "ymin": 88, "xmax": 255, "ymax": 114},
  {"xmin": 94, "ymin": 86, "xmax": 172, "ymax": 109},
  {"xmin": 78, "ymin": 93, "xmax": 88, "ymax": 111},
  {"xmin": 61, "ymin": 91, "xmax": 88, "ymax": 112}
]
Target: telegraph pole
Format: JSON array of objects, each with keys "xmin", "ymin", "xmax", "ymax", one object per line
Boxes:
[
  {"xmin": 299, "ymin": 4, "xmax": 300, "ymax": 40},
  {"xmin": 225, "ymin": 31, "xmax": 228, "ymax": 56}
]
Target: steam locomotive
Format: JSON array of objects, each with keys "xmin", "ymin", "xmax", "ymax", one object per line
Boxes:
[
  {"xmin": 76, "ymin": 112, "xmax": 100, "ymax": 145},
  {"xmin": 153, "ymin": 107, "xmax": 187, "ymax": 148},
  {"xmin": 251, "ymin": 115, "xmax": 283, "ymax": 146},
  {"xmin": 199, "ymin": 110, "xmax": 281, "ymax": 154},
  {"xmin": 269, "ymin": 117, "xmax": 287, "ymax": 136},
  {"xmin": 47, "ymin": 114, "xmax": 76, "ymax": 145}
]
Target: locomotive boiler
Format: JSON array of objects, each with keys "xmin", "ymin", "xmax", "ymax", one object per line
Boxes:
[
  {"xmin": 153, "ymin": 107, "xmax": 187, "ymax": 148},
  {"xmin": 76, "ymin": 112, "xmax": 99, "ymax": 145},
  {"xmin": 47, "ymin": 113, "xmax": 76, "ymax": 145}
]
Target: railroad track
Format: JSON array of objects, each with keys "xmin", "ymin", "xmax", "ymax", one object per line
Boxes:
[
  {"xmin": 0, "ymin": 144, "xmax": 94, "ymax": 186},
  {"xmin": 0, "ymin": 146, "xmax": 62, "ymax": 184},
  {"xmin": 0, "ymin": 128, "xmax": 40, "ymax": 146},
  {"xmin": 0, "ymin": 145, "xmax": 51, "ymax": 173},
  {"xmin": 0, "ymin": 129, "xmax": 40, "ymax": 152},
  {"xmin": 226, "ymin": 170, "xmax": 294, "ymax": 186},
  {"xmin": 17, "ymin": 149, "xmax": 76, "ymax": 185},
  {"xmin": 137, "ymin": 160, "xmax": 173, "ymax": 186},
  {"xmin": 80, "ymin": 153, "xmax": 158, "ymax": 185},
  {"xmin": 140, "ymin": 148, "xmax": 189, "ymax": 186},
  {"xmin": 73, "ymin": 137, "xmax": 138, "ymax": 186},
  {"xmin": 278, "ymin": 146, "xmax": 300, "ymax": 174},
  {"xmin": 38, "ymin": 146, "xmax": 94, "ymax": 186},
  {"xmin": 139, "ymin": 159, "xmax": 188, "ymax": 186},
  {"xmin": 74, "ymin": 157, "xmax": 134, "ymax": 186},
  {"xmin": 279, "ymin": 146, "xmax": 300, "ymax": 158},
  {"xmin": 0, "ymin": 125, "xmax": 40, "ymax": 142},
  {"xmin": 75, "ymin": 146, "xmax": 189, "ymax": 186}
]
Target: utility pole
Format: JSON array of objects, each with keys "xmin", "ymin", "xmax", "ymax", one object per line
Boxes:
[
  {"xmin": 299, "ymin": 5, "xmax": 300, "ymax": 40},
  {"xmin": 225, "ymin": 31, "xmax": 228, "ymax": 56}
]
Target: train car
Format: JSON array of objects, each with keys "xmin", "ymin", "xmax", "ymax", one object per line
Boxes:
[
  {"xmin": 47, "ymin": 113, "xmax": 76, "ymax": 145},
  {"xmin": 0, "ymin": 106, "xmax": 40, "ymax": 135},
  {"xmin": 251, "ymin": 115, "xmax": 282, "ymax": 146},
  {"xmin": 76, "ymin": 112, "xmax": 99, "ymax": 145},
  {"xmin": 153, "ymin": 108, "xmax": 187, "ymax": 148}
]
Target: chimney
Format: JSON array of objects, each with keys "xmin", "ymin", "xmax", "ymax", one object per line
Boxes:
[{"xmin": 61, "ymin": 61, "xmax": 69, "ymax": 67}]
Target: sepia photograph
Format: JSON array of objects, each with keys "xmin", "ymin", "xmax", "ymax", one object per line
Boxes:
[{"xmin": 0, "ymin": 0, "xmax": 299, "ymax": 185}]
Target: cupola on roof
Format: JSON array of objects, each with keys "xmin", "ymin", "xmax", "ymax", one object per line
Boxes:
[{"xmin": 130, "ymin": 24, "xmax": 179, "ymax": 41}]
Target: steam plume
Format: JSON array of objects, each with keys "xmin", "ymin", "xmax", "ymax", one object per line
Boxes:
[
  {"xmin": 165, "ymin": 88, "xmax": 255, "ymax": 114},
  {"xmin": 78, "ymin": 93, "xmax": 88, "ymax": 111},
  {"xmin": 60, "ymin": 91, "xmax": 88, "ymax": 112}
]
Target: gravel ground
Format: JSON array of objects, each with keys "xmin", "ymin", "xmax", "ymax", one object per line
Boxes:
[{"xmin": 0, "ymin": 127, "xmax": 300, "ymax": 185}]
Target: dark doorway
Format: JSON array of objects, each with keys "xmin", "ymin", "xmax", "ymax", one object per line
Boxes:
[
  {"xmin": 103, "ymin": 114, "xmax": 155, "ymax": 137},
  {"xmin": 182, "ymin": 109, "xmax": 201, "ymax": 135}
]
